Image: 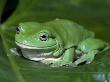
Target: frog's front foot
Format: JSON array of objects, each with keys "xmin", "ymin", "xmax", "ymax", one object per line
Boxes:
[
  {"xmin": 86, "ymin": 61, "xmax": 92, "ymax": 64},
  {"xmin": 71, "ymin": 63, "xmax": 78, "ymax": 67},
  {"xmin": 50, "ymin": 61, "xmax": 73, "ymax": 67},
  {"xmin": 10, "ymin": 48, "xmax": 21, "ymax": 56}
]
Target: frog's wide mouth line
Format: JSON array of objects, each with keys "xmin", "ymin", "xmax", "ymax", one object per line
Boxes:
[{"xmin": 15, "ymin": 41, "xmax": 57, "ymax": 49}]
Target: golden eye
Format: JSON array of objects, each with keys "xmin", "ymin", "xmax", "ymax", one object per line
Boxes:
[{"xmin": 39, "ymin": 32, "xmax": 48, "ymax": 41}]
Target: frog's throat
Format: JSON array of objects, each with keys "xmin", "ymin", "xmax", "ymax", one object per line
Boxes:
[{"xmin": 15, "ymin": 41, "xmax": 58, "ymax": 50}]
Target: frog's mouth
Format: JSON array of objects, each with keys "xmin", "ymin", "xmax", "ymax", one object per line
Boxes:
[
  {"xmin": 15, "ymin": 41, "xmax": 58, "ymax": 61},
  {"xmin": 15, "ymin": 41, "xmax": 57, "ymax": 50}
]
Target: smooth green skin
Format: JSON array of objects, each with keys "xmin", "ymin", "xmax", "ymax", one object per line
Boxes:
[{"xmin": 14, "ymin": 19, "xmax": 109, "ymax": 67}]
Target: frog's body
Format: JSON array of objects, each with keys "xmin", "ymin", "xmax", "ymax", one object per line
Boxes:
[{"xmin": 11, "ymin": 19, "xmax": 109, "ymax": 67}]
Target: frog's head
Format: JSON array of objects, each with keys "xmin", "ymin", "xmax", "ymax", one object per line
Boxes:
[
  {"xmin": 15, "ymin": 22, "xmax": 62, "ymax": 59},
  {"xmin": 15, "ymin": 22, "xmax": 57, "ymax": 49}
]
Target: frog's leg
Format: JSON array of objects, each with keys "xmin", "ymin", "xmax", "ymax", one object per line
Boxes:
[
  {"xmin": 41, "ymin": 46, "xmax": 64, "ymax": 65},
  {"xmin": 73, "ymin": 38, "xmax": 109, "ymax": 67},
  {"xmin": 73, "ymin": 50, "xmax": 98, "ymax": 67},
  {"xmin": 85, "ymin": 51, "xmax": 97, "ymax": 64},
  {"xmin": 53, "ymin": 47, "xmax": 64, "ymax": 57},
  {"xmin": 51, "ymin": 47, "xmax": 75, "ymax": 67},
  {"xmin": 10, "ymin": 48, "xmax": 21, "ymax": 56}
]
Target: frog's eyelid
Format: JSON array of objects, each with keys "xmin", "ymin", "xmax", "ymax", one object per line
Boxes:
[
  {"xmin": 39, "ymin": 31, "xmax": 48, "ymax": 34},
  {"xmin": 20, "ymin": 27, "xmax": 25, "ymax": 32},
  {"xmin": 16, "ymin": 26, "xmax": 20, "ymax": 31},
  {"xmin": 17, "ymin": 26, "xmax": 21, "ymax": 29},
  {"xmin": 39, "ymin": 32, "xmax": 56, "ymax": 39},
  {"xmin": 17, "ymin": 26, "xmax": 25, "ymax": 32},
  {"xmin": 38, "ymin": 32, "xmax": 48, "ymax": 36}
]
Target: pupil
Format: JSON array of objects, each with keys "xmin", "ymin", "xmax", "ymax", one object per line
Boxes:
[
  {"xmin": 16, "ymin": 27, "xmax": 19, "ymax": 31},
  {"xmin": 39, "ymin": 32, "xmax": 48, "ymax": 41},
  {"xmin": 41, "ymin": 35, "xmax": 46, "ymax": 38},
  {"xmin": 16, "ymin": 27, "xmax": 20, "ymax": 34}
]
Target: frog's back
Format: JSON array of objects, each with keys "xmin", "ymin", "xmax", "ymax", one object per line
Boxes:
[{"xmin": 44, "ymin": 19, "xmax": 94, "ymax": 48}]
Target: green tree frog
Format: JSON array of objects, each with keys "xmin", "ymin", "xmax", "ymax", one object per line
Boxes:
[{"xmin": 11, "ymin": 19, "xmax": 109, "ymax": 67}]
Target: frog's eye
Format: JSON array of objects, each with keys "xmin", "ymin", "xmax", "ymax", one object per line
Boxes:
[
  {"xmin": 39, "ymin": 32, "xmax": 49, "ymax": 41},
  {"xmin": 16, "ymin": 27, "xmax": 20, "ymax": 34}
]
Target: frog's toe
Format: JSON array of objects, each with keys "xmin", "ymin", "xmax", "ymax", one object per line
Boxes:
[
  {"xmin": 70, "ymin": 63, "xmax": 78, "ymax": 67},
  {"xmin": 50, "ymin": 61, "xmax": 73, "ymax": 67},
  {"xmin": 10, "ymin": 48, "xmax": 21, "ymax": 56},
  {"xmin": 50, "ymin": 63, "xmax": 60, "ymax": 67},
  {"xmin": 86, "ymin": 61, "xmax": 92, "ymax": 64}
]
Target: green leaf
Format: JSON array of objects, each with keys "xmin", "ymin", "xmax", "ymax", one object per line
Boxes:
[
  {"xmin": 0, "ymin": 1, "xmax": 19, "ymax": 82},
  {"xmin": 0, "ymin": 0, "xmax": 24, "ymax": 80},
  {"xmin": 0, "ymin": 0, "xmax": 110, "ymax": 82},
  {"xmin": 0, "ymin": 36, "xmax": 22, "ymax": 82}
]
